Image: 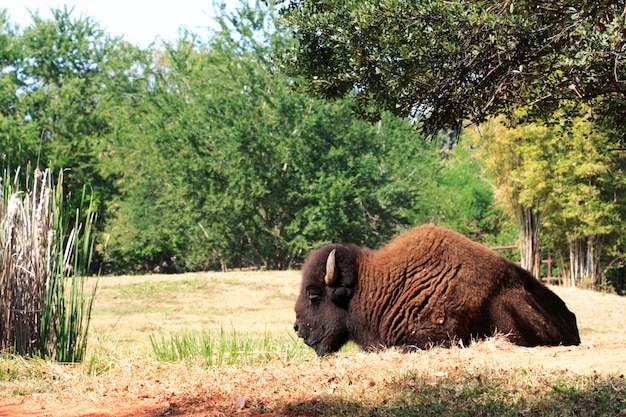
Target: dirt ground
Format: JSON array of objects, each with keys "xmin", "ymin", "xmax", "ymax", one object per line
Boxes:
[{"xmin": 1, "ymin": 340, "xmax": 624, "ymax": 417}]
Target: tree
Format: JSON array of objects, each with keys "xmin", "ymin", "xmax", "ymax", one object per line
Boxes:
[
  {"xmin": 101, "ymin": 1, "xmax": 507, "ymax": 272},
  {"xmin": 0, "ymin": 7, "xmax": 142, "ymax": 223},
  {"xmin": 102, "ymin": 2, "xmax": 443, "ymax": 271},
  {"xmin": 280, "ymin": 1, "xmax": 626, "ymax": 139},
  {"xmin": 466, "ymin": 115, "xmax": 558, "ymax": 276},
  {"xmin": 468, "ymin": 108, "xmax": 626, "ymax": 283},
  {"xmin": 0, "ymin": 11, "xmax": 42, "ymax": 170},
  {"xmin": 1, "ymin": 2, "xmax": 513, "ymax": 273},
  {"xmin": 545, "ymin": 113, "xmax": 625, "ymax": 287},
  {"xmin": 434, "ymin": 139, "xmax": 511, "ymax": 243}
]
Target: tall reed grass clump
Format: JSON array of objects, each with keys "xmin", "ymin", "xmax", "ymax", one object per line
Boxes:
[{"xmin": 0, "ymin": 168, "xmax": 97, "ymax": 362}]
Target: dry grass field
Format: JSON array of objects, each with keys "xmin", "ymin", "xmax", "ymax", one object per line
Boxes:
[{"xmin": 0, "ymin": 270, "xmax": 625, "ymax": 416}]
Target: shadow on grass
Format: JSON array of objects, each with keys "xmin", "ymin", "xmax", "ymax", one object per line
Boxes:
[
  {"xmin": 287, "ymin": 373, "xmax": 625, "ymax": 417},
  {"xmin": 157, "ymin": 371, "xmax": 625, "ymax": 417}
]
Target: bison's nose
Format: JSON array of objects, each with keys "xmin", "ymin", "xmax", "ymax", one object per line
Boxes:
[{"xmin": 294, "ymin": 321, "xmax": 308, "ymax": 339}]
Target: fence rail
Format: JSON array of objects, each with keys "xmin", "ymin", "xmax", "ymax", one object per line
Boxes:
[{"xmin": 490, "ymin": 245, "xmax": 561, "ymax": 284}]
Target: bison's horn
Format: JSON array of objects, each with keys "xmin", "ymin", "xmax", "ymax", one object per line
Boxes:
[{"xmin": 324, "ymin": 248, "xmax": 337, "ymax": 286}]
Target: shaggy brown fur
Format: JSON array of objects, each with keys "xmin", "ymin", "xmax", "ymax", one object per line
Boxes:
[{"xmin": 294, "ymin": 224, "xmax": 580, "ymax": 356}]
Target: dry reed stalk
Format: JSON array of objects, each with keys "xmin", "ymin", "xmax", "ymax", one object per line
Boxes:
[
  {"xmin": 1, "ymin": 168, "xmax": 95, "ymax": 360},
  {"xmin": 0, "ymin": 169, "xmax": 55, "ymax": 354}
]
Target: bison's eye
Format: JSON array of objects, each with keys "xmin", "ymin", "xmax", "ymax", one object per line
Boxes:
[{"xmin": 306, "ymin": 286, "xmax": 322, "ymax": 304}]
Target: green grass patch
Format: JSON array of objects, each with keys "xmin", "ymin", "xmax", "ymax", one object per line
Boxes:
[
  {"xmin": 149, "ymin": 327, "xmax": 314, "ymax": 366},
  {"xmin": 380, "ymin": 370, "xmax": 625, "ymax": 417}
]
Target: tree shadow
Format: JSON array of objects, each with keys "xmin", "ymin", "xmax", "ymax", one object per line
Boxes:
[
  {"xmin": 156, "ymin": 371, "xmax": 625, "ymax": 417},
  {"xmin": 282, "ymin": 371, "xmax": 625, "ymax": 416}
]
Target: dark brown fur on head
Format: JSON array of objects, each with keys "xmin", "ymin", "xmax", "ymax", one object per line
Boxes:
[
  {"xmin": 294, "ymin": 224, "xmax": 580, "ymax": 357},
  {"xmin": 293, "ymin": 244, "xmax": 361, "ymax": 356}
]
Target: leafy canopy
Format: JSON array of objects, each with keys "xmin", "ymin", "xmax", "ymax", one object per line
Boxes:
[{"xmin": 280, "ymin": 1, "xmax": 626, "ymax": 139}]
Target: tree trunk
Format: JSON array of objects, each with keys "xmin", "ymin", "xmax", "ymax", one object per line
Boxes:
[
  {"xmin": 586, "ymin": 234, "xmax": 603, "ymax": 286},
  {"xmin": 569, "ymin": 235, "xmax": 603, "ymax": 287},
  {"xmin": 568, "ymin": 238, "xmax": 583, "ymax": 287},
  {"xmin": 518, "ymin": 206, "xmax": 542, "ymax": 278}
]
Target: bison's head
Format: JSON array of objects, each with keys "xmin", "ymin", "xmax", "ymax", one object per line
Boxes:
[{"xmin": 294, "ymin": 244, "xmax": 359, "ymax": 357}]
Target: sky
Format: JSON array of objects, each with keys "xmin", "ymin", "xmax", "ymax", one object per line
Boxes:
[{"xmin": 0, "ymin": 0, "xmax": 232, "ymax": 47}]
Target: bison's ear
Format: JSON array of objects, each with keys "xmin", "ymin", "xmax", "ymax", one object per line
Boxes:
[
  {"xmin": 324, "ymin": 248, "xmax": 337, "ymax": 286},
  {"xmin": 331, "ymin": 286, "xmax": 353, "ymax": 308}
]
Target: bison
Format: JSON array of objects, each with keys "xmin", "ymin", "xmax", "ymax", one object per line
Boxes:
[{"xmin": 294, "ymin": 224, "xmax": 581, "ymax": 357}]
